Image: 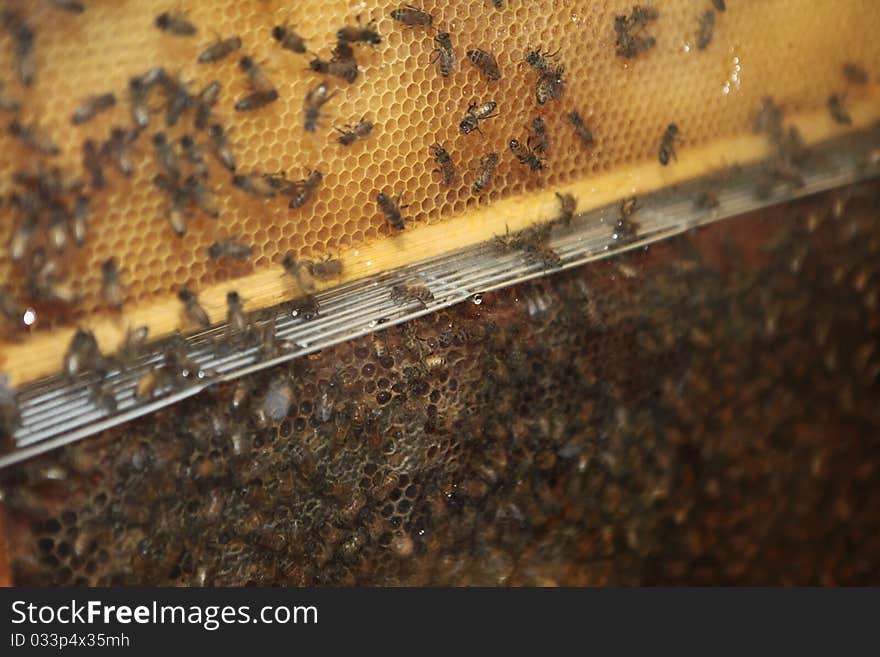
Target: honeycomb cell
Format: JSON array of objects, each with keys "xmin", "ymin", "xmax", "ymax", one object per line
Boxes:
[{"xmin": 0, "ymin": 0, "xmax": 874, "ymax": 351}]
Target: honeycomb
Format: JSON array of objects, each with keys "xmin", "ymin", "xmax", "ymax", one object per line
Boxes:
[
  {"xmin": 0, "ymin": 0, "xmax": 879, "ymax": 383},
  {"xmin": 3, "ymin": 181, "xmax": 880, "ymax": 586}
]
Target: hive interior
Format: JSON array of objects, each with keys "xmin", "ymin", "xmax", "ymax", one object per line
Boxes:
[
  {"xmin": 0, "ymin": 0, "xmax": 878, "ymax": 363},
  {"xmin": 3, "ymin": 181, "xmax": 880, "ymax": 585}
]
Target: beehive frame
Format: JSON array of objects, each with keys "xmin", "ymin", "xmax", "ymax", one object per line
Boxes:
[{"xmin": 0, "ymin": 0, "xmax": 879, "ymax": 452}]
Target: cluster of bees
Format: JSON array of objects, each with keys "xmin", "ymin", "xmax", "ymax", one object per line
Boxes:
[
  {"xmin": 371, "ymin": 2, "xmax": 741, "ymax": 264},
  {"xmin": 751, "ymin": 56, "xmax": 868, "ymax": 199},
  {"xmin": 0, "ymin": 1, "xmax": 873, "ymax": 441}
]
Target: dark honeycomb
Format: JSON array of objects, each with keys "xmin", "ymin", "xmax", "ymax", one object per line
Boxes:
[{"xmin": 3, "ymin": 180, "xmax": 880, "ymax": 585}]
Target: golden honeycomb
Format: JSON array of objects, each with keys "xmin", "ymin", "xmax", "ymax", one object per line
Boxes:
[{"xmin": 0, "ymin": 0, "xmax": 879, "ymax": 386}]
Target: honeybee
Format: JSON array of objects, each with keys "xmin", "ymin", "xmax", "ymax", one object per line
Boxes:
[
  {"xmin": 48, "ymin": 0, "xmax": 85, "ymax": 13},
  {"xmin": 129, "ymin": 75, "xmax": 153, "ymax": 128},
  {"xmin": 696, "ymin": 10, "xmax": 715, "ymax": 50},
  {"xmin": 13, "ymin": 166, "xmax": 63, "ymax": 196},
  {"xmin": 182, "ymin": 174, "xmax": 219, "ymax": 218},
  {"xmin": 198, "ymin": 35, "xmax": 242, "ymax": 63},
  {"xmin": 614, "ymin": 7, "xmax": 658, "ymax": 58},
  {"xmin": 116, "ymin": 325, "xmax": 149, "ymax": 366},
  {"xmin": 459, "ymin": 101, "xmax": 498, "ymax": 134},
  {"xmin": 377, "ymin": 192, "xmax": 408, "ymax": 230},
  {"xmin": 310, "ymin": 43, "xmax": 358, "ymax": 84},
  {"xmin": 762, "ymin": 138, "xmax": 807, "ymax": 194},
  {"xmin": 1, "ymin": 11, "xmax": 35, "ymax": 86},
  {"xmin": 390, "ymin": 5, "xmax": 433, "ymax": 27},
  {"xmin": 135, "ymin": 369, "xmax": 168, "ymax": 400},
  {"xmin": 842, "ymin": 62, "xmax": 868, "ymax": 85},
  {"xmin": 102, "ymin": 126, "xmax": 139, "ymax": 178},
  {"xmin": 335, "ymin": 115, "xmax": 373, "ymax": 145},
  {"xmin": 509, "ymin": 138, "xmax": 543, "ymax": 171},
  {"xmin": 194, "ymin": 80, "xmax": 221, "ymax": 130},
  {"xmin": 658, "ymin": 123, "xmax": 681, "ymax": 165},
  {"xmin": 63, "ymin": 328, "xmax": 101, "ymax": 378},
  {"xmin": 235, "ymin": 89, "xmax": 279, "ymax": 112},
  {"xmin": 71, "ymin": 93, "xmax": 116, "ymax": 125},
  {"xmin": 207, "ymin": 239, "xmax": 252, "ymax": 260},
  {"xmin": 334, "ymin": 38, "xmax": 357, "ymax": 60},
  {"xmin": 101, "ymin": 258, "xmax": 125, "ymax": 309},
  {"xmin": 530, "ymin": 117, "xmax": 549, "ymax": 154},
  {"xmin": 48, "ymin": 206, "xmax": 67, "ymax": 253},
  {"xmin": 630, "ymin": 6, "xmax": 660, "ymax": 29},
  {"xmin": 237, "ymin": 56, "xmax": 278, "ymax": 111},
  {"xmin": 555, "ymin": 192, "xmax": 576, "ymax": 226},
  {"xmin": 238, "ymin": 54, "xmax": 270, "ymax": 88},
  {"xmin": 828, "ymin": 94, "xmax": 851, "ymax": 125},
  {"xmin": 432, "ymin": 32, "xmax": 456, "ymax": 77},
  {"xmin": 288, "ymin": 170, "xmax": 323, "ymax": 209},
  {"xmin": 90, "ymin": 383, "xmax": 117, "ymax": 414},
  {"xmin": 9, "ymin": 119, "xmax": 60, "ymax": 155},
  {"xmin": 524, "ymin": 239, "xmax": 561, "ymax": 269},
  {"xmin": 232, "ymin": 172, "xmax": 278, "ymax": 198},
  {"xmin": 255, "ymin": 171, "xmax": 297, "ymax": 195},
  {"xmin": 337, "ymin": 17, "xmax": 381, "ymax": 45},
  {"xmin": 694, "ymin": 190, "xmax": 720, "ymax": 210},
  {"xmin": 272, "ymin": 23, "xmax": 306, "ymax": 53},
  {"xmin": 567, "ymin": 111, "xmax": 593, "ymax": 148},
  {"xmin": 256, "ymin": 320, "xmax": 279, "ymax": 358},
  {"xmin": 9, "ymin": 197, "xmax": 38, "ymax": 261},
  {"xmin": 116, "ymin": 326, "xmax": 150, "ymax": 374},
  {"xmin": 780, "ymin": 126, "xmax": 808, "ymax": 168},
  {"xmin": 620, "ymin": 196, "xmax": 638, "ymax": 217},
  {"xmin": 291, "ymin": 294, "xmax": 320, "ymax": 320},
  {"xmin": 139, "ymin": 65, "xmax": 168, "ymax": 88},
  {"xmin": 525, "ymin": 47, "xmax": 559, "ymax": 71},
  {"xmin": 165, "ymin": 336, "xmax": 211, "ymax": 386},
  {"xmin": 306, "ymin": 257, "xmax": 344, "ymax": 280},
  {"xmin": 208, "ymin": 123, "xmax": 236, "ymax": 172},
  {"xmin": 231, "ymin": 378, "xmax": 251, "ymax": 412},
  {"xmin": 82, "ymin": 138, "xmax": 105, "ymax": 189},
  {"xmin": 471, "ymin": 151, "xmax": 499, "ymax": 194},
  {"xmin": 466, "ymin": 48, "xmax": 501, "ymax": 81},
  {"xmin": 752, "ymin": 96, "xmax": 783, "ymax": 142},
  {"xmin": 614, "ymin": 196, "xmax": 640, "ymax": 241},
  {"xmin": 501, "ymin": 222, "xmax": 559, "ymax": 268},
  {"xmin": 178, "ymin": 287, "xmax": 210, "ymax": 328},
  {"xmin": 155, "ymin": 11, "xmax": 197, "ymax": 36},
  {"xmin": 152, "ymin": 173, "xmax": 188, "ymax": 236},
  {"xmin": 226, "ymin": 291, "xmax": 248, "ymax": 335},
  {"xmin": 536, "ymin": 66, "xmax": 565, "ymax": 105},
  {"xmin": 159, "ymin": 73, "xmax": 192, "ymax": 127},
  {"xmin": 179, "ymin": 135, "xmax": 209, "ymax": 179},
  {"xmin": 390, "ymin": 284, "xmax": 434, "ymax": 307},
  {"xmin": 430, "ymin": 144, "xmax": 456, "ymax": 185},
  {"xmin": 304, "ymin": 81, "xmax": 335, "ymax": 132},
  {"xmin": 282, "ymin": 254, "xmax": 316, "ymax": 292},
  {"xmin": 152, "ymin": 131, "xmax": 181, "ymax": 179},
  {"xmin": 25, "ymin": 247, "xmax": 79, "ymax": 305}
]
